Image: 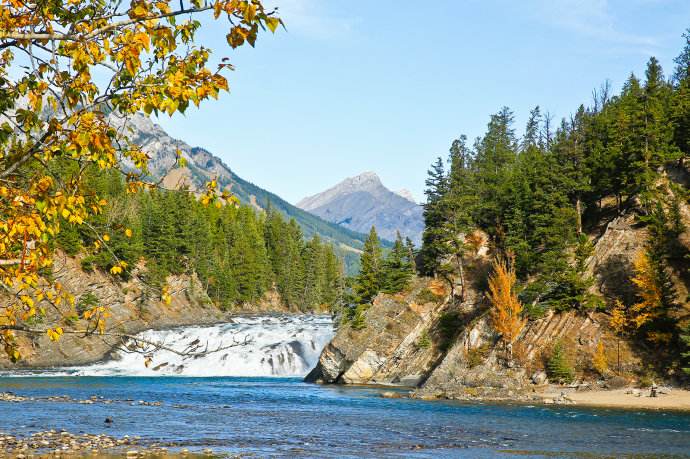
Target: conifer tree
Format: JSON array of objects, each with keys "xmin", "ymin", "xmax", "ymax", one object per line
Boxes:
[
  {"xmin": 681, "ymin": 323, "xmax": 690, "ymax": 375},
  {"xmin": 673, "ymin": 28, "xmax": 690, "ymax": 84},
  {"xmin": 353, "ymin": 226, "xmax": 384, "ymax": 304},
  {"xmin": 547, "ymin": 341, "xmax": 575, "ymax": 383},
  {"xmin": 521, "ymin": 106, "xmax": 542, "ymax": 151},
  {"xmin": 420, "ymin": 157, "xmax": 449, "ymax": 275},
  {"xmin": 382, "ymin": 232, "xmax": 414, "ymax": 293}
]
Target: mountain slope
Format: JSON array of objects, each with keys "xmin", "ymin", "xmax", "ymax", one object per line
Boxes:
[
  {"xmin": 297, "ymin": 172, "xmax": 424, "ymax": 245},
  {"xmin": 109, "ymin": 113, "xmax": 375, "ymax": 272}
]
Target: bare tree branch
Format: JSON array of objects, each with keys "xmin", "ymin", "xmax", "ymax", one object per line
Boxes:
[
  {"xmin": 0, "ymin": 325, "xmax": 252, "ymax": 358},
  {"xmin": 0, "ymin": 6, "xmax": 215, "ymax": 42}
]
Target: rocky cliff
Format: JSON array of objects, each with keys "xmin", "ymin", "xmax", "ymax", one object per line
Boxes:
[{"xmin": 307, "ymin": 194, "xmax": 690, "ymax": 398}]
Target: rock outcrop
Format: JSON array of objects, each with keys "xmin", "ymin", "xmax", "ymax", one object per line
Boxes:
[
  {"xmin": 307, "ymin": 200, "xmax": 688, "ymax": 397},
  {"xmin": 306, "ymin": 278, "xmax": 445, "ymax": 385}
]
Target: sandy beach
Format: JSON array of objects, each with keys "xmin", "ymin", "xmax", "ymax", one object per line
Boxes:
[{"xmin": 539, "ymin": 387, "xmax": 690, "ymax": 411}]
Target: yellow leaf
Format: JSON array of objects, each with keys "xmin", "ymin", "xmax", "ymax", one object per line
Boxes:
[{"xmin": 266, "ymin": 17, "xmax": 280, "ymax": 33}]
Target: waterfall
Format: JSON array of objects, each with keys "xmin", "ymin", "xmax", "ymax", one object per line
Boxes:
[{"xmin": 68, "ymin": 315, "xmax": 334, "ymax": 377}]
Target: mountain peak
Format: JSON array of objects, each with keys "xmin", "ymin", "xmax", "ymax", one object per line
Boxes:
[
  {"xmin": 352, "ymin": 170, "xmax": 379, "ymax": 180},
  {"xmin": 342, "ymin": 171, "xmax": 382, "ymax": 188},
  {"xmin": 395, "ymin": 188, "xmax": 416, "ymax": 203},
  {"xmin": 296, "ymin": 172, "xmax": 424, "ymax": 245}
]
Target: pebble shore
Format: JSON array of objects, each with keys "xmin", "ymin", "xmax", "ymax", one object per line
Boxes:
[
  {"xmin": 0, "ymin": 391, "xmax": 162, "ymax": 406},
  {"xmin": 0, "ymin": 430, "xmax": 221, "ymax": 458},
  {"xmin": 0, "ymin": 392, "xmax": 222, "ymax": 457}
]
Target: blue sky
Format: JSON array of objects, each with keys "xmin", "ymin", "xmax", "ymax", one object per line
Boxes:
[{"xmin": 154, "ymin": 0, "xmax": 690, "ymax": 204}]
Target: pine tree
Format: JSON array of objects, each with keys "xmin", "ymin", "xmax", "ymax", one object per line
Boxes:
[
  {"xmin": 473, "ymin": 107, "xmax": 518, "ymax": 236},
  {"xmin": 547, "ymin": 340, "xmax": 575, "ymax": 383},
  {"xmin": 681, "ymin": 322, "xmax": 690, "ymax": 375},
  {"xmin": 404, "ymin": 237, "xmax": 416, "ymax": 272},
  {"xmin": 553, "ymin": 105, "xmax": 592, "ymax": 235},
  {"xmin": 382, "ymin": 232, "xmax": 414, "ymax": 293},
  {"xmin": 353, "ymin": 226, "xmax": 383, "ymax": 304},
  {"xmin": 521, "ymin": 106, "xmax": 542, "ymax": 151},
  {"xmin": 673, "ymin": 28, "xmax": 690, "ymax": 84},
  {"xmin": 56, "ymin": 221, "xmax": 82, "ymax": 256},
  {"xmin": 419, "ymin": 157, "xmax": 449, "ymax": 275},
  {"xmin": 641, "ymin": 57, "xmax": 676, "ymax": 181}
]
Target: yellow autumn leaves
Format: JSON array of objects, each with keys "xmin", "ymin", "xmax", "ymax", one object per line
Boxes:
[
  {"xmin": 609, "ymin": 250, "xmax": 672, "ymax": 344},
  {"xmin": 109, "ymin": 261, "xmax": 128, "ymax": 275},
  {"xmin": 488, "ymin": 257, "xmax": 526, "ymax": 349},
  {"xmin": 0, "ymin": 0, "xmax": 280, "ymax": 361},
  {"xmin": 46, "ymin": 327, "xmax": 63, "ymax": 342}
]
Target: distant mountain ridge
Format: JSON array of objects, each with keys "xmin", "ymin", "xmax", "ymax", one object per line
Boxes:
[
  {"xmin": 296, "ymin": 172, "xmax": 424, "ymax": 245},
  {"xmin": 110, "ymin": 113, "xmax": 376, "ymax": 272},
  {"xmin": 394, "ymin": 188, "xmax": 417, "ymax": 203}
]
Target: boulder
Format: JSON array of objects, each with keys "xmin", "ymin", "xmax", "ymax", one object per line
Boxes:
[
  {"xmin": 304, "ymin": 344, "xmax": 346, "ymax": 383},
  {"xmin": 605, "ymin": 376, "xmax": 628, "ymax": 389},
  {"xmin": 531, "ymin": 371, "xmax": 548, "ymax": 385},
  {"xmin": 341, "ymin": 350, "xmax": 387, "ymax": 384}
]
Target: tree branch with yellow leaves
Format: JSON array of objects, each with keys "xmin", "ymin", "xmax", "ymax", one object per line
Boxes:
[{"xmin": 0, "ymin": 0, "xmax": 282, "ymax": 361}]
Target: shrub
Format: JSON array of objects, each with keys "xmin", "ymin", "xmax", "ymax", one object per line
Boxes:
[
  {"xmin": 76, "ymin": 292, "xmax": 99, "ymax": 316},
  {"xmin": 56, "ymin": 221, "xmax": 82, "ymax": 256},
  {"xmin": 547, "ymin": 340, "xmax": 575, "ymax": 383},
  {"xmin": 415, "ymin": 287, "xmax": 443, "ymax": 304},
  {"xmin": 592, "ymin": 341, "xmax": 608, "ymax": 376},
  {"xmin": 351, "ymin": 304, "xmax": 369, "ymax": 330},
  {"xmin": 467, "ymin": 344, "xmax": 491, "ymax": 368},
  {"xmin": 416, "ymin": 331, "xmax": 431, "ymax": 349}
]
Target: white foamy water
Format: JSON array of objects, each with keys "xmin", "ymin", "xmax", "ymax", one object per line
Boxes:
[{"xmin": 67, "ymin": 315, "xmax": 333, "ymax": 377}]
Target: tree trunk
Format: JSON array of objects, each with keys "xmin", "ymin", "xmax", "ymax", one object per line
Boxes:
[
  {"xmin": 576, "ymin": 197, "xmax": 583, "ymax": 235},
  {"xmin": 456, "ymin": 255, "xmax": 465, "ymax": 302}
]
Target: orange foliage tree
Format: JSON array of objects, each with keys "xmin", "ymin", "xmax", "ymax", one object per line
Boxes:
[
  {"xmin": 0, "ymin": 0, "xmax": 281, "ymax": 360},
  {"xmin": 488, "ymin": 257, "xmax": 526, "ymax": 355},
  {"xmin": 629, "ymin": 251, "xmax": 664, "ymax": 328},
  {"xmin": 608, "ymin": 250, "xmax": 674, "ymax": 347}
]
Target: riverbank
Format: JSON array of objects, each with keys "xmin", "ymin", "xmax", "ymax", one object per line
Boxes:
[
  {"xmin": 0, "ymin": 430, "xmax": 220, "ymax": 458},
  {"xmin": 402, "ymin": 385, "xmax": 690, "ymax": 412},
  {"xmin": 538, "ymin": 387, "xmax": 690, "ymax": 412}
]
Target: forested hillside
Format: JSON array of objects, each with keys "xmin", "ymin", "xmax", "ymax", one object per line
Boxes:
[
  {"xmin": 418, "ymin": 40, "xmax": 690, "ymax": 373},
  {"xmin": 109, "ymin": 113, "xmax": 373, "ymax": 274},
  {"xmin": 55, "ymin": 168, "xmax": 344, "ymax": 312}
]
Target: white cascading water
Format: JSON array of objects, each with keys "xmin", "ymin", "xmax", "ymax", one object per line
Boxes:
[{"xmin": 68, "ymin": 315, "xmax": 333, "ymax": 377}]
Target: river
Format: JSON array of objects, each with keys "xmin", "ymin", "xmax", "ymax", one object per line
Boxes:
[{"xmin": 1, "ymin": 315, "xmax": 689, "ymax": 458}]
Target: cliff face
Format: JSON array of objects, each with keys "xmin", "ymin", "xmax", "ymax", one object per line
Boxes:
[
  {"xmin": 305, "ymin": 275, "xmax": 638, "ymax": 398},
  {"xmin": 0, "ymin": 252, "xmax": 288, "ymax": 369},
  {"xmin": 307, "ymin": 199, "xmax": 687, "ymax": 397}
]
